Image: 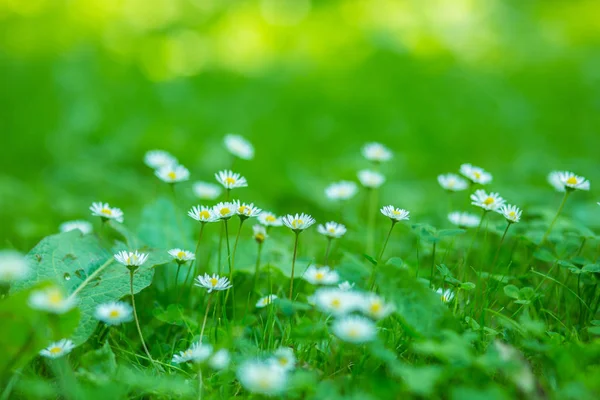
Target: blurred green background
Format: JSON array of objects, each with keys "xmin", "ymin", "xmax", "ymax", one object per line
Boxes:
[{"xmin": 1, "ymin": 0, "xmax": 599, "ymax": 250}]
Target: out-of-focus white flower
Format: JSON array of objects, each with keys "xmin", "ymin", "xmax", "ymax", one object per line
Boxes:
[
  {"xmin": 325, "ymin": 181, "xmax": 358, "ymax": 201},
  {"xmin": 224, "ymin": 134, "xmax": 254, "ymax": 160},
  {"xmin": 192, "ymin": 181, "xmax": 222, "ymax": 200},
  {"xmin": 168, "ymin": 249, "xmax": 195, "ymax": 264},
  {"xmin": 437, "ymin": 174, "xmax": 469, "ymax": 192},
  {"xmin": 470, "ymin": 190, "xmax": 505, "ymax": 211},
  {"xmin": 253, "ymin": 225, "xmax": 268, "ymax": 244},
  {"xmin": 95, "ymin": 301, "xmax": 133, "ymax": 326},
  {"xmin": 448, "ymin": 212, "xmax": 481, "ymax": 228},
  {"xmin": 380, "ymin": 205, "xmax": 410, "ymax": 222},
  {"xmin": 237, "ymin": 360, "xmax": 287, "ymax": 396},
  {"xmin": 144, "ymin": 150, "xmax": 177, "ymax": 169},
  {"xmin": 269, "ymin": 347, "xmax": 296, "ymax": 371},
  {"xmin": 358, "ymin": 169, "xmax": 385, "ymax": 188},
  {"xmin": 547, "ymin": 171, "xmax": 566, "ymax": 192},
  {"xmin": 258, "ymin": 211, "xmax": 283, "ymax": 227},
  {"xmin": 460, "ymin": 163, "xmax": 492, "ymax": 185},
  {"xmin": 498, "ymin": 204, "xmax": 522, "ymax": 224},
  {"xmin": 195, "ymin": 273, "xmax": 232, "ymax": 293},
  {"xmin": 313, "ymin": 288, "xmax": 360, "ymax": 315},
  {"xmin": 0, "ymin": 250, "xmax": 30, "ymax": 283},
  {"xmin": 436, "ymin": 288, "xmax": 455, "ymax": 303},
  {"xmin": 213, "ymin": 202, "xmax": 236, "ymax": 220},
  {"xmin": 338, "ymin": 281, "xmax": 355, "ymax": 291},
  {"xmin": 317, "ymin": 222, "xmax": 347, "ymax": 239},
  {"xmin": 114, "ymin": 251, "xmax": 149, "ymax": 268},
  {"xmin": 303, "ymin": 266, "xmax": 339, "ymax": 285},
  {"xmin": 209, "ymin": 349, "xmax": 230, "ymax": 370},
  {"xmin": 331, "ymin": 315, "xmax": 377, "ymax": 344},
  {"xmin": 172, "ymin": 342, "xmax": 213, "ymax": 364},
  {"xmin": 188, "ymin": 205, "xmax": 219, "ymax": 223},
  {"xmin": 90, "ymin": 202, "xmax": 124, "ymax": 223},
  {"xmin": 557, "ymin": 171, "xmax": 590, "ymax": 191},
  {"xmin": 362, "ymin": 142, "xmax": 392, "ymax": 163},
  {"xmin": 59, "ymin": 220, "xmax": 93, "ymax": 234},
  {"xmin": 155, "ymin": 164, "xmax": 190, "ymax": 183},
  {"xmin": 282, "ymin": 213, "xmax": 315, "ymax": 232},
  {"xmin": 234, "ymin": 200, "xmax": 262, "ymax": 219},
  {"xmin": 40, "ymin": 339, "xmax": 75, "ymax": 359},
  {"xmin": 215, "ymin": 170, "xmax": 248, "ymax": 190},
  {"xmin": 359, "ymin": 293, "xmax": 395, "ymax": 320},
  {"xmin": 29, "ymin": 286, "xmax": 76, "ymax": 314},
  {"xmin": 256, "ymin": 294, "xmax": 278, "ymax": 308}
]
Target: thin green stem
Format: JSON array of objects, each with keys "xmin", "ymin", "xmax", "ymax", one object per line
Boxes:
[
  {"xmin": 540, "ymin": 191, "xmax": 570, "ymax": 245},
  {"xmin": 430, "ymin": 241, "xmax": 437, "ymax": 288},
  {"xmin": 369, "ymin": 221, "xmax": 396, "ymax": 289},
  {"xmin": 197, "ymin": 369, "xmax": 203, "ymax": 400},
  {"xmin": 324, "ymin": 238, "xmax": 333, "ymax": 266},
  {"xmin": 491, "ymin": 222, "xmax": 511, "ymax": 271},
  {"xmin": 129, "ymin": 270, "xmax": 156, "ymax": 370},
  {"xmin": 199, "ymin": 294, "xmax": 213, "ymax": 342},
  {"xmin": 289, "ymin": 232, "xmax": 300, "ymax": 300},
  {"xmin": 252, "ymin": 242, "xmax": 264, "ymax": 296}
]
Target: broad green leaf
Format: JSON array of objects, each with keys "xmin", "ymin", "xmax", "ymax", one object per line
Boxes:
[
  {"xmin": 138, "ymin": 197, "xmax": 194, "ymax": 249},
  {"xmin": 503, "ymin": 285, "xmax": 520, "ymax": 299},
  {"xmin": 76, "ymin": 342, "xmax": 117, "ymax": 384},
  {"xmin": 394, "ymin": 364, "xmax": 443, "ymax": 396},
  {"xmin": 582, "ymin": 264, "xmax": 600, "ymax": 273}
]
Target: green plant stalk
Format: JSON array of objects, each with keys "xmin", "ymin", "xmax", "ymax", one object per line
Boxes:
[
  {"xmin": 491, "ymin": 222, "xmax": 511, "ymax": 270},
  {"xmin": 463, "ymin": 209, "xmax": 487, "ymax": 280},
  {"xmin": 129, "ymin": 269, "xmax": 156, "ymax": 370},
  {"xmin": 199, "ymin": 294, "xmax": 213, "ymax": 342},
  {"xmin": 430, "ymin": 241, "xmax": 437, "ymax": 289},
  {"xmin": 224, "ymin": 219, "xmax": 243, "ymax": 317},
  {"xmin": 324, "ymin": 237, "xmax": 333, "ymax": 266},
  {"xmin": 369, "ymin": 220, "xmax": 396, "ymax": 289},
  {"xmin": 197, "ymin": 368, "xmax": 203, "ymax": 400},
  {"xmin": 540, "ymin": 190, "xmax": 571, "ymax": 245},
  {"xmin": 366, "ymin": 188, "xmax": 378, "ymax": 255},
  {"xmin": 289, "ymin": 232, "xmax": 300, "ymax": 300},
  {"xmin": 251, "ymin": 242, "xmax": 263, "ymax": 297}
]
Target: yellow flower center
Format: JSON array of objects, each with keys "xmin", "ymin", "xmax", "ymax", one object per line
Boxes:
[
  {"xmin": 331, "ymin": 298, "xmax": 341, "ymax": 308},
  {"xmin": 473, "ymin": 171, "xmax": 481, "ymax": 179},
  {"xmin": 370, "ymin": 302, "xmax": 382, "ymax": 313},
  {"xmin": 220, "ymin": 207, "xmax": 230, "ymax": 216},
  {"xmin": 508, "ymin": 211, "xmax": 516, "ymax": 218},
  {"xmin": 109, "ymin": 309, "xmax": 120, "ymax": 318},
  {"xmin": 257, "ymin": 377, "xmax": 271, "ymax": 389},
  {"xmin": 184, "ymin": 350, "xmax": 192, "ymax": 357},
  {"xmin": 566, "ymin": 176, "xmax": 578, "ymax": 185},
  {"xmin": 347, "ymin": 328, "xmax": 359, "ymax": 338},
  {"xmin": 315, "ymin": 272, "xmax": 324, "ymax": 280},
  {"xmin": 266, "ymin": 215, "xmax": 275, "ymax": 222},
  {"xmin": 483, "ymin": 197, "xmax": 494, "ymax": 206},
  {"xmin": 291, "ymin": 219, "xmax": 303, "ymax": 228},
  {"xmin": 328, "ymin": 227, "xmax": 336, "ymax": 233},
  {"xmin": 225, "ymin": 177, "xmax": 236, "ymax": 185},
  {"xmin": 278, "ymin": 357, "xmax": 288, "ymax": 366},
  {"xmin": 392, "ymin": 209, "xmax": 402, "ymax": 215},
  {"xmin": 48, "ymin": 291, "xmax": 63, "ymax": 305},
  {"xmin": 210, "ymin": 278, "xmax": 219, "ymax": 286},
  {"xmin": 239, "ymin": 205, "xmax": 248, "ymax": 214},
  {"xmin": 255, "ymin": 233, "xmax": 265, "ymax": 241},
  {"xmin": 167, "ymin": 171, "xmax": 177, "ymax": 180},
  {"xmin": 177, "ymin": 251, "xmax": 185, "ymax": 258},
  {"xmin": 101, "ymin": 208, "xmax": 112, "ymax": 215},
  {"xmin": 200, "ymin": 210, "xmax": 211, "ymax": 219},
  {"xmin": 49, "ymin": 347, "xmax": 62, "ymax": 354},
  {"xmin": 448, "ymin": 179, "xmax": 455, "ymax": 187}
]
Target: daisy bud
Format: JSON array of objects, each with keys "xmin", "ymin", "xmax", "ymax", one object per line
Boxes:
[{"xmin": 253, "ymin": 225, "xmax": 268, "ymax": 244}]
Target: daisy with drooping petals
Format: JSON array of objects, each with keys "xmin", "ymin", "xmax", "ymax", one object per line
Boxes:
[
  {"xmin": 40, "ymin": 339, "xmax": 75, "ymax": 359},
  {"xmin": 380, "ymin": 205, "xmax": 410, "ymax": 222},
  {"xmin": 234, "ymin": 200, "xmax": 262, "ymax": 220},
  {"xmin": 253, "ymin": 225, "xmax": 268, "ymax": 244},
  {"xmin": 59, "ymin": 220, "xmax": 93, "ymax": 234},
  {"xmin": 195, "ymin": 273, "xmax": 232, "ymax": 293},
  {"xmin": 547, "ymin": 171, "xmax": 566, "ymax": 192},
  {"xmin": 436, "ymin": 288, "xmax": 455, "ymax": 303},
  {"xmin": 155, "ymin": 164, "xmax": 190, "ymax": 183},
  {"xmin": 188, "ymin": 205, "xmax": 218, "ymax": 223},
  {"xmin": 258, "ymin": 211, "xmax": 283, "ymax": 227},
  {"xmin": 282, "ymin": 213, "xmax": 315, "ymax": 232},
  {"xmin": 144, "ymin": 150, "xmax": 177, "ymax": 169},
  {"xmin": 438, "ymin": 173, "xmax": 469, "ymax": 192},
  {"xmin": 317, "ymin": 222, "xmax": 347, "ymax": 239},
  {"xmin": 209, "ymin": 349, "xmax": 231, "ymax": 370},
  {"xmin": 168, "ymin": 249, "xmax": 195, "ymax": 264},
  {"xmin": 0, "ymin": 250, "xmax": 30, "ymax": 283},
  {"xmin": 237, "ymin": 360, "xmax": 288, "ymax": 396},
  {"xmin": 269, "ymin": 347, "xmax": 296, "ymax": 371},
  {"xmin": 172, "ymin": 342, "xmax": 213, "ymax": 364},
  {"xmin": 114, "ymin": 251, "xmax": 149, "ymax": 269},
  {"xmin": 460, "ymin": 163, "xmax": 492, "ymax": 185},
  {"xmin": 192, "ymin": 181, "xmax": 222, "ymax": 200},
  {"xmin": 338, "ymin": 281, "xmax": 355, "ymax": 291},
  {"xmin": 213, "ymin": 202, "xmax": 236, "ymax": 220},
  {"xmin": 498, "ymin": 204, "xmax": 522, "ymax": 224},
  {"xmin": 362, "ymin": 142, "xmax": 392, "ymax": 163},
  {"xmin": 470, "ymin": 190, "xmax": 505, "ymax": 211},
  {"xmin": 359, "ymin": 293, "xmax": 395, "ymax": 320},
  {"xmin": 224, "ymin": 134, "xmax": 254, "ymax": 160},
  {"xmin": 325, "ymin": 181, "xmax": 358, "ymax": 201},
  {"xmin": 95, "ymin": 301, "xmax": 133, "ymax": 326},
  {"xmin": 90, "ymin": 202, "xmax": 124, "ymax": 223},
  {"xmin": 357, "ymin": 169, "xmax": 385, "ymax": 188},
  {"xmin": 331, "ymin": 315, "xmax": 377, "ymax": 344},
  {"xmin": 448, "ymin": 212, "xmax": 481, "ymax": 228},
  {"xmin": 215, "ymin": 170, "xmax": 248, "ymax": 190},
  {"xmin": 29, "ymin": 286, "xmax": 76, "ymax": 314},
  {"xmin": 256, "ymin": 294, "xmax": 278, "ymax": 308},
  {"xmin": 557, "ymin": 171, "xmax": 590, "ymax": 191},
  {"xmin": 303, "ymin": 265, "xmax": 339, "ymax": 285},
  {"xmin": 313, "ymin": 288, "xmax": 360, "ymax": 315}
]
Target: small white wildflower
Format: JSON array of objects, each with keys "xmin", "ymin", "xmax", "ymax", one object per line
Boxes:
[
  {"xmin": 224, "ymin": 134, "xmax": 254, "ymax": 160},
  {"xmin": 155, "ymin": 164, "xmax": 190, "ymax": 183},
  {"xmin": 436, "ymin": 288, "xmax": 455, "ymax": 303},
  {"xmin": 448, "ymin": 212, "xmax": 481, "ymax": 228},
  {"xmin": 144, "ymin": 150, "xmax": 177, "ymax": 169},
  {"xmin": 195, "ymin": 273, "xmax": 232, "ymax": 293},
  {"xmin": 331, "ymin": 315, "xmax": 377, "ymax": 344},
  {"xmin": 380, "ymin": 205, "xmax": 410, "ymax": 222},
  {"xmin": 95, "ymin": 301, "xmax": 133, "ymax": 326},
  {"xmin": 40, "ymin": 339, "xmax": 75, "ymax": 359},
  {"xmin": 114, "ymin": 251, "xmax": 149, "ymax": 268},
  {"xmin": 213, "ymin": 202, "xmax": 236, "ymax": 220},
  {"xmin": 59, "ymin": 220, "xmax": 93, "ymax": 234},
  {"xmin": 557, "ymin": 171, "xmax": 590, "ymax": 191},
  {"xmin": 357, "ymin": 169, "xmax": 385, "ymax": 189},
  {"xmin": 438, "ymin": 173, "xmax": 469, "ymax": 192},
  {"xmin": 234, "ymin": 200, "xmax": 262, "ymax": 219},
  {"xmin": 498, "ymin": 204, "xmax": 522, "ymax": 224},
  {"xmin": 362, "ymin": 142, "xmax": 392, "ymax": 163},
  {"xmin": 338, "ymin": 281, "xmax": 355, "ymax": 291},
  {"xmin": 188, "ymin": 205, "xmax": 218, "ymax": 223},
  {"xmin": 0, "ymin": 250, "xmax": 30, "ymax": 283},
  {"xmin": 269, "ymin": 347, "xmax": 296, "ymax": 371},
  {"xmin": 237, "ymin": 360, "xmax": 287, "ymax": 396},
  {"xmin": 282, "ymin": 213, "xmax": 316, "ymax": 232},
  {"xmin": 313, "ymin": 288, "xmax": 360, "ymax": 315},
  {"xmin": 168, "ymin": 248, "xmax": 195, "ymax": 264},
  {"xmin": 547, "ymin": 171, "xmax": 566, "ymax": 192},
  {"xmin": 209, "ymin": 349, "xmax": 231, "ymax": 370},
  {"xmin": 29, "ymin": 286, "xmax": 76, "ymax": 314},
  {"xmin": 317, "ymin": 222, "xmax": 347, "ymax": 239},
  {"xmin": 256, "ymin": 294, "xmax": 278, "ymax": 308},
  {"xmin": 253, "ymin": 225, "xmax": 268, "ymax": 244},
  {"xmin": 192, "ymin": 181, "xmax": 223, "ymax": 200},
  {"xmin": 258, "ymin": 211, "xmax": 283, "ymax": 227},
  {"xmin": 460, "ymin": 163, "xmax": 492, "ymax": 185},
  {"xmin": 90, "ymin": 202, "xmax": 124, "ymax": 223},
  {"xmin": 303, "ymin": 265, "xmax": 339, "ymax": 285},
  {"xmin": 359, "ymin": 293, "xmax": 395, "ymax": 320},
  {"xmin": 325, "ymin": 181, "xmax": 358, "ymax": 201},
  {"xmin": 172, "ymin": 342, "xmax": 213, "ymax": 364},
  {"xmin": 470, "ymin": 190, "xmax": 505, "ymax": 211},
  {"xmin": 215, "ymin": 170, "xmax": 248, "ymax": 190}
]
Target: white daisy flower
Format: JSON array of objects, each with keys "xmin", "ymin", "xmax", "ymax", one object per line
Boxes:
[
  {"xmin": 269, "ymin": 347, "xmax": 295, "ymax": 371},
  {"xmin": 29, "ymin": 286, "xmax": 76, "ymax": 314},
  {"xmin": 436, "ymin": 288, "xmax": 455, "ymax": 303},
  {"xmin": 359, "ymin": 293, "xmax": 395, "ymax": 320},
  {"xmin": 325, "ymin": 181, "xmax": 358, "ymax": 201},
  {"xmin": 317, "ymin": 222, "xmax": 347, "ymax": 239},
  {"xmin": 357, "ymin": 169, "xmax": 385, "ymax": 189},
  {"xmin": 258, "ymin": 211, "xmax": 283, "ymax": 227},
  {"xmin": 437, "ymin": 173, "xmax": 469, "ymax": 192},
  {"xmin": 0, "ymin": 250, "xmax": 30, "ymax": 283},
  {"xmin": 114, "ymin": 251, "xmax": 149, "ymax": 268},
  {"xmin": 338, "ymin": 281, "xmax": 355, "ymax": 291},
  {"xmin": 213, "ymin": 202, "xmax": 236, "ymax": 220},
  {"xmin": 234, "ymin": 200, "xmax": 262, "ymax": 219},
  {"xmin": 303, "ymin": 265, "xmax": 339, "ymax": 285},
  {"xmin": 172, "ymin": 342, "xmax": 213, "ymax": 364},
  {"xmin": 380, "ymin": 205, "xmax": 410, "ymax": 222},
  {"xmin": 215, "ymin": 170, "xmax": 248, "ymax": 190},
  {"xmin": 256, "ymin": 294, "xmax": 278, "ymax": 308},
  {"xmin": 448, "ymin": 212, "xmax": 481, "ymax": 228},
  {"xmin": 144, "ymin": 150, "xmax": 177, "ymax": 169},
  {"xmin": 253, "ymin": 225, "xmax": 268, "ymax": 244},
  {"xmin": 282, "ymin": 213, "xmax": 316, "ymax": 232},
  {"xmin": 470, "ymin": 190, "xmax": 505, "ymax": 211},
  {"xmin": 168, "ymin": 248, "xmax": 195, "ymax": 264},
  {"xmin": 209, "ymin": 349, "xmax": 231, "ymax": 370},
  {"xmin": 59, "ymin": 220, "xmax": 93, "ymax": 234},
  {"xmin": 237, "ymin": 360, "xmax": 287, "ymax": 396},
  {"xmin": 90, "ymin": 202, "xmax": 124, "ymax": 223},
  {"xmin": 331, "ymin": 315, "xmax": 377, "ymax": 344},
  {"xmin": 192, "ymin": 181, "xmax": 223, "ymax": 200},
  {"xmin": 195, "ymin": 273, "xmax": 232, "ymax": 293},
  {"xmin": 498, "ymin": 204, "xmax": 522, "ymax": 224},
  {"xmin": 459, "ymin": 163, "xmax": 492, "ymax": 185},
  {"xmin": 40, "ymin": 339, "xmax": 75, "ymax": 359},
  {"xmin": 95, "ymin": 301, "xmax": 133, "ymax": 326},
  {"xmin": 313, "ymin": 288, "xmax": 360, "ymax": 315},
  {"xmin": 188, "ymin": 205, "xmax": 219, "ymax": 223},
  {"xmin": 547, "ymin": 171, "xmax": 566, "ymax": 192},
  {"xmin": 557, "ymin": 171, "xmax": 590, "ymax": 191},
  {"xmin": 155, "ymin": 164, "xmax": 190, "ymax": 183},
  {"xmin": 224, "ymin": 134, "xmax": 254, "ymax": 160},
  {"xmin": 362, "ymin": 142, "xmax": 392, "ymax": 163}
]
